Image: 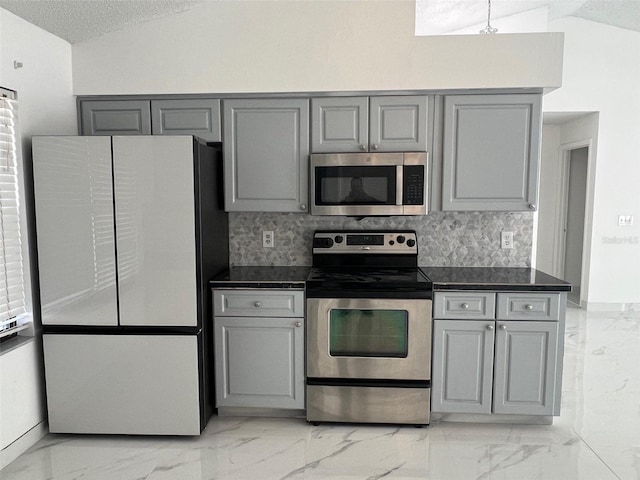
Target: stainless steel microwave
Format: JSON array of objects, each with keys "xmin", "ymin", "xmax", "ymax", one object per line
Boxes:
[{"xmin": 310, "ymin": 152, "xmax": 428, "ymax": 216}]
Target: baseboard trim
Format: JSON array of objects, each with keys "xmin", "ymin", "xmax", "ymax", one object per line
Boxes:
[
  {"xmin": 586, "ymin": 302, "xmax": 640, "ymax": 312},
  {"xmin": 0, "ymin": 421, "xmax": 48, "ymax": 471}
]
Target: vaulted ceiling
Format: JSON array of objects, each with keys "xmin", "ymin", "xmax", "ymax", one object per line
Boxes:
[{"xmin": 1, "ymin": 0, "xmax": 639, "ymax": 44}]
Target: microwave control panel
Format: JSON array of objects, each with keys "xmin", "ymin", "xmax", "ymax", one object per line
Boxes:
[{"xmin": 403, "ymin": 165, "xmax": 425, "ymax": 205}]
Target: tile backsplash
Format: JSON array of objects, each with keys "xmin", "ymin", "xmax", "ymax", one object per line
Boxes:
[{"xmin": 229, "ymin": 212, "xmax": 533, "ymax": 267}]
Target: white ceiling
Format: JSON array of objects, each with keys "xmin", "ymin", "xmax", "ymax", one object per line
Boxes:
[{"xmin": 1, "ymin": 0, "xmax": 639, "ymax": 44}]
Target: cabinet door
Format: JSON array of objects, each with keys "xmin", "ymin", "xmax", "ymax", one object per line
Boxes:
[
  {"xmin": 113, "ymin": 136, "xmax": 197, "ymax": 327},
  {"xmin": 431, "ymin": 319, "xmax": 495, "ymax": 413},
  {"xmin": 441, "ymin": 94, "xmax": 541, "ymax": 211},
  {"xmin": 493, "ymin": 320, "xmax": 558, "ymax": 415},
  {"xmin": 310, "ymin": 97, "xmax": 368, "ymax": 153},
  {"xmin": 369, "ymin": 96, "xmax": 428, "ymax": 152},
  {"xmin": 151, "ymin": 99, "xmax": 221, "ymax": 142},
  {"xmin": 223, "ymin": 99, "xmax": 309, "ymax": 212},
  {"xmin": 214, "ymin": 316, "xmax": 304, "ymax": 409},
  {"xmin": 80, "ymin": 100, "xmax": 151, "ymax": 135}
]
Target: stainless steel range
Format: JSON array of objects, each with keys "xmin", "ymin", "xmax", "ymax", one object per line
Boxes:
[{"xmin": 305, "ymin": 230, "xmax": 433, "ymax": 425}]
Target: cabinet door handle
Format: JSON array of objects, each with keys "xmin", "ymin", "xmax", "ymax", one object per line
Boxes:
[
  {"xmin": 295, "ymin": 321, "xmax": 302, "ymax": 328},
  {"xmin": 486, "ymin": 324, "xmax": 494, "ymax": 331},
  {"xmin": 300, "ymin": 204, "xmax": 307, "ymax": 210},
  {"xmin": 254, "ymin": 301, "xmax": 261, "ymax": 307},
  {"xmin": 525, "ymin": 304, "xmax": 534, "ymax": 310},
  {"xmin": 371, "ymin": 144, "xmax": 379, "ymax": 151},
  {"xmin": 529, "ymin": 203, "xmax": 537, "ymax": 210},
  {"xmin": 359, "ymin": 144, "xmax": 367, "ymax": 151},
  {"xmin": 461, "ymin": 303, "xmax": 470, "ymax": 310},
  {"xmin": 499, "ymin": 324, "xmax": 507, "ymax": 330}
]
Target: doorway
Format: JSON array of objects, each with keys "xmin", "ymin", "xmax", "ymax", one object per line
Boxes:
[{"xmin": 562, "ymin": 147, "xmax": 588, "ymax": 306}]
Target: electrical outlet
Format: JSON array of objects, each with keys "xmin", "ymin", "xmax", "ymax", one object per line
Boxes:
[
  {"xmin": 501, "ymin": 231, "xmax": 514, "ymax": 249},
  {"xmin": 262, "ymin": 230, "xmax": 274, "ymax": 248},
  {"xmin": 618, "ymin": 215, "xmax": 634, "ymax": 226}
]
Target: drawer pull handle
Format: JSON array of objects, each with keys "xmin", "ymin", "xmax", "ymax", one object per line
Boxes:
[
  {"xmin": 525, "ymin": 304, "xmax": 534, "ymax": 310},
  {"xmin": 461, "ymin": 303, "xmax": 470, "ymax": 310},
  {"xmin": 499, "ymin": 324, "xmax": 507, "ymax": 330},
  {"xmin": 295, "ymin": 321, "xmax": 302, "ymax": 328},
  {"xmin": 254, "ymin": 301, "xmax": 261, "ymax": 308},
  {"xmin": 486, "ymin": 324, "xmax": 494, "ymax": 331}
]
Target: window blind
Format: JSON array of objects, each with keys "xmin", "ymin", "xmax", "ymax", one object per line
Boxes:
[{"xmin": 0, "ymin": 88, "xmax": 26, "ymax": 333}]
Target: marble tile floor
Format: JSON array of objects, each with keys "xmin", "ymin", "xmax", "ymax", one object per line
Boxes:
[{"xmin": 2, "ymin": 306, "xmax": 639, "ymax": 480}]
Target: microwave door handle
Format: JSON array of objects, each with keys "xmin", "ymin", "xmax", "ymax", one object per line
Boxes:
[{"xmin": 396, "ymin": 165, "xmax": 403, "ymax": 205}]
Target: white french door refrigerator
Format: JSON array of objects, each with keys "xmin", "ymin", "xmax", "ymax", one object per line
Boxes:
[{"xmin": 32, "ymin": 135, "xmax": 228, "ymax": 435}]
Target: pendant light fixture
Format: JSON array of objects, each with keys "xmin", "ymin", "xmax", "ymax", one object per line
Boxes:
[{"xmin": 479, "ymin": 0, "xmax": 498, "ymax": 34}]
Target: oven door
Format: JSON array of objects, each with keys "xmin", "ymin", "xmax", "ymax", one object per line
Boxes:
[{"xmin": 306, "ymin": 298, "xmax": 432, "ymax": 380}]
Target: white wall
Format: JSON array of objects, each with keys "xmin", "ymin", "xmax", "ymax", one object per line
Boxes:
[
  {"xmin": 536, "ymin": 123, "xmax": 562, "ymax": 274},
  {"xmin": 544, "ymin": 17, "xmax": 640, "ymax": 306},
  {"xmin": 0, "ymin": 6, "xmax": 76, "ymax": 468},
  {"xmin": 71, "ymin": 0, "xmax": 563, "ymax": 94}
]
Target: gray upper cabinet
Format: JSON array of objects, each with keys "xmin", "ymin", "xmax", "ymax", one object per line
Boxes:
[
  {"xmin": 369, "ymin": 96, "xmax": 428, "ymax": 152},
  {"xmin": 79, "ymin": 98, "xmax": 221, "ymax": 140},
  {"xmin": 80, "ymin": 100, "xmax": 151, "ymax": 136},
  {"xmin": 310, "ymin": 97, "xmax": 368, "ymax": 153},
  {"xmin": 441, "ymin": 94, "xmax": 542, "ymax": 211},
  {"xmin": 151, "ymin": 99, "xmax": 221, "ymax": 142},
  {"xmin": 311, "ymin": 96, "xmax": 428, "ymax": 153},
  {"xmin": 223, "ymin": 98, "xmax": 309, "ymax": 212}
]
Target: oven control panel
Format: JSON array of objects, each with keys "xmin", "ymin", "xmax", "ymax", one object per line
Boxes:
[{"xmin": 313, "ymin": 231, "xmax": 418, "ymax": 254}]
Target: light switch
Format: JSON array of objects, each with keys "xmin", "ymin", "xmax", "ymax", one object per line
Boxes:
[{"xmin": 618, "ymin": 215, "xmax": 634, "ymax": 226}]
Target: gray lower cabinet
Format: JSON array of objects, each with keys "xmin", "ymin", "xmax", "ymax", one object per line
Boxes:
[
  {"xmin": 441, "ymin": 94, "xmax": 542, "ymax": 211},
  {"xmin": 223, "ymin": 98, "xmax": 309, "ymax": 212},
  {"xmin": 80, "ymin": 100, "xmax": 152, "ymax": 135},
  {"xmin": 311, "ymin": 96, "xmax": 428, "ymax": 153},
  {"xmin": 79, "ymin": 98, "xmax": 221, "ymax": 141},
  {"xmin": 431, "ymin": 291, "xmax": 562, "ymax": 417},
  {"xmin": 493, "ymin": 320, "xmax": 558, "ymax": 415},
  {"xmin": 213, "ymin": 289, "xmax": 305, "ymax": 410}
]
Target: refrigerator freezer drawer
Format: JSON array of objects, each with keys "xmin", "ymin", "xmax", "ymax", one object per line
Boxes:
[{"xmin": 43, "ymin": 334, "xmax": 202, "ymax": 435}]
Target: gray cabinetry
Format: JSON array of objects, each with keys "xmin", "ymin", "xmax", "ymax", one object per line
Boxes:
[
  {"xmin": 151, "ymin": 99, "xmax": 221, "ymax": 142},
  {"xmin": 223, "ymin": 98, "xmax": 309, "ymax": 212},
  {"xmin": 431, "ymin": 291, "xmax": 562, "ymax": 417},
  {"xmin": 213, "ymin": 289, "xmax": 305, "ymax": 411},
  {"xmin": 311, "ymin": 96, "xmax": 428, "ymax": 153},
  {"xmin": 493, "ymin": 320, "xmax": 558, "ymax": 415},
  {"xmin": 432, "ymin": 319, "xmax": 495, "ymax": 413},
  {"xmin": 441, "ymin": 94, "xmax": 542, "ymax": 211},
  {"xmin": 79, "ymin": 98, "xmax": 221, "ymax": 141},
  {"xmin": 80, "ymin": 100, "xmax": 151, "ymax": 135}
]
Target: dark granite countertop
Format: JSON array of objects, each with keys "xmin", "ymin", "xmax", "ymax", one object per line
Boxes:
[
  {"xmin": 210, "ymin": 266, "xmax": 570, "ymax": 292},
  {"xmin": 209, "ymin": 266, "xmax": 311, "ymax": 289},
  {"xmin": 420, "ymin": 267, "xmax": 572, "ymax": 292}
]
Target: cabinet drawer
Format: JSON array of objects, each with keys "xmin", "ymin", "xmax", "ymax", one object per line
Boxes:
[
  {"xmin": 213, "ymin": 289, "xmax": 304, "ymax": 317},
  {"xmin": 496, "ymin": 293, "xmax": 560, "ymax": 321},
  {"xmin": 433, "ymin": 292, "xmax": 495, "ymax": 320}
]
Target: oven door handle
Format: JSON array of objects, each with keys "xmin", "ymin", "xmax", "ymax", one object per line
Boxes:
[{"xmin": 396, "ymin": 165, "xmax": 403, "ymax": 205}]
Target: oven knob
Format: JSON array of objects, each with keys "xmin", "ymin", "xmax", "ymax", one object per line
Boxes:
[
  {"xmin": 334, "ymin": 235, "xmax": 344, "ymax": 244},
  {"xmin": 406, "ymin": 239, "xmax": 416, "ymax": 247},
  {"xmin": 397, "ymin": 235, "xmax": 406, "ymax": 244},
  {"xmin": 313, "ymin": 237, "xmax": 334, "ymax": 248}
]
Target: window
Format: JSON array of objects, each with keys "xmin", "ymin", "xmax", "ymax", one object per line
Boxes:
[{"xmin": 0, "ymin": 88, "xmax": 27, "ymax": 340}]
